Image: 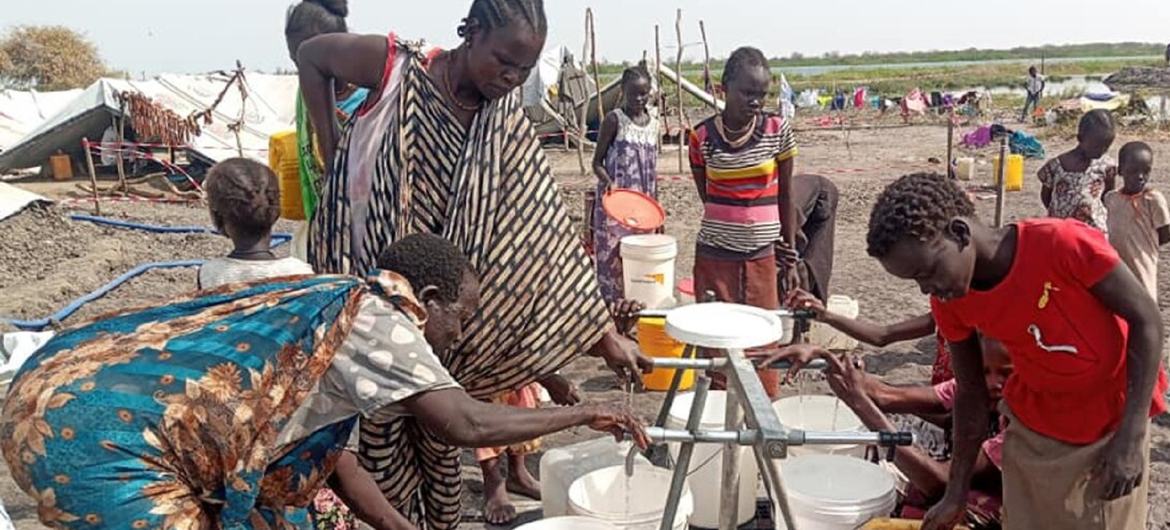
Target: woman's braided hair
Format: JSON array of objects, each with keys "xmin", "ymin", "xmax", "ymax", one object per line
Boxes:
[
  {"xmin": 459, "ymin": 0, "xmax": 547, "ymax": 38},
  {"xmin": 205, "ymin": 158, "xmax": 281, "ymax": 237},
  {"xmin": 866, "ymin": 172, "xmax": 975, "ymax": 258},
  {"xmin": 621, "ymin": 64, "xmax": 652, "ymax": 87},
  {"xmin": 376, "ymin": 233, "xmax": 474, "ymax": 303}
]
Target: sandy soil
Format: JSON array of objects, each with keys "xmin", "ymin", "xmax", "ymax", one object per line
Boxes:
[{"xmin": 1, "ymin": 123, "xmax": 1168, "ymax": 528}]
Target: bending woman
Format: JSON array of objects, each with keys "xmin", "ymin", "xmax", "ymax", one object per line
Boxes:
[
  {"xmin": 0, "ymin": 233, "xmax": 645, "ymax": 530},
  {"xmin": 298, "ymin": 1, "xmax": 645, "ymax": 527}
]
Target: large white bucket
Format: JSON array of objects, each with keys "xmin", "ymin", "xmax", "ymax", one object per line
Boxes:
[
  {"xmin": 773, "ymin": 395, "xmax": 866, "ymax": 458},
  {"xmin": 515, "ymin": 517, "xmax": 620, "ymax": 530},
  {"xmin": 621, "ymin": 235, "xmax": 677, "ymax": 309},
  {"xmin": 666, "ymin": 391, "xmax": 759, "ymax": 528},
  {"xmin": 777, "ymin": 455, "xmax": 896, "ymax": 530},
  {"xmin": 540, "ymin": 437, "xmax": 649, "ymax": 518},
  {"xmin": 568, "ymin": 465, "xmax": 693, "ymax": 530}
]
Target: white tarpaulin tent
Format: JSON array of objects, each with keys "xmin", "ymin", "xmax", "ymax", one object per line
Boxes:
[
  {"xmin": 0, "ymin": 88, "xmax": 83, "ymax": 152},
  {"xmin": 0, "ymin": 181, "xmax": 50, "ymax": 222},
  {"xmin": 0, "ymin": 72, "xmax": 298, "ymax": 171}
]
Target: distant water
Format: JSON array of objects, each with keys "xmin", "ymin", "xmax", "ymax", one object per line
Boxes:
[{"xmin": 768, "ymin": 55, "xmax": 1161, "ymax": 76}]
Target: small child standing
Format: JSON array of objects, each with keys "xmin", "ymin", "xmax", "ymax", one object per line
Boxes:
[
  {"xmin": 1104, "ymin": 141, "xmax": 1170, "ymax": 302},
  {"xmin": 1037, "ymin": 109, "xmax": 1117, "ymax": 231},
  {"xmin": 591, "ymin": 64, "xmax": 659, "ymax": 303},
  {"xmin": 199, "ymin": 158, "xmax": 314, "ymax": 290}
]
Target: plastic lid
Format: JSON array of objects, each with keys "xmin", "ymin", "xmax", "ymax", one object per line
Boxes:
[
  {"xmin": 602, "ymin": 189, "xmax": 665, "ymax": 230},
  {"xmin": 665, "ymin": 302, "xmax": 783, "ymax": 349},
  {"xmin": 780, "ymin": 455, "xmax": 896, "ymax": 506}
]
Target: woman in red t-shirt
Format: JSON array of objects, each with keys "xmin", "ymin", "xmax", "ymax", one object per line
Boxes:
[{"xmin": 865, "ymin": 172, "xmax": 1165, "ymax": 530}]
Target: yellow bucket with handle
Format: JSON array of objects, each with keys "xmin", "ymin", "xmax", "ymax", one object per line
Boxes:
[{"xmin": 638, "ymin": 317, "xmax": 693, "ymax": 391}]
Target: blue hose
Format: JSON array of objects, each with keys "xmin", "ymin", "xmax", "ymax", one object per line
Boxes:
[
  {"xmin": 3, "ymin": 260, "xmax": 205, "ymax": 331},
  {"xmin": 68, "ymin": 214, "xmax": 293, "ymax": 247},
  {"xmin": 2, "ymin": 216, "xmax": 299, "ymax": 331}
]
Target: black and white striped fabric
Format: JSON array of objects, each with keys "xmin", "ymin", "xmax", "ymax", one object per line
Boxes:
[{"xmin": 310, "ymin": 41, "xmax": 610, "ymax": 529}]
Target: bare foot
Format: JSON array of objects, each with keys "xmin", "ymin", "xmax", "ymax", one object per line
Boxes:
[
  {"xmin": 481, "ymin": 456, "xmax": 518, "ymax": 525},
  {"xmin": 506, "ymin": 452, "xmax": 541, "ymax": 500}
]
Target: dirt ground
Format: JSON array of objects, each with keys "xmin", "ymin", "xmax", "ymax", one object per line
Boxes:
[{"xmin": 1, "ymin": 123, "xmax": 1168, "ymax": 528}]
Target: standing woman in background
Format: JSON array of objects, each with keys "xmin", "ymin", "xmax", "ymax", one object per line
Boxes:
[
  {"xmin": 296, "ymin": 1, "xmax": 648, "ymax": 528},
  {"xmin": 590, "ymin": 64, "xmax": 659, "ymax": 304},
  {"xmin": 284, "ymin": 0, "xmax": 369, "ymax": 261}
]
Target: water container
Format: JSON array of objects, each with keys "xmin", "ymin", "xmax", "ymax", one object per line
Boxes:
[
  {"xmin": 269, "ymin": 130, "xmax": 306, "ymax": 220},
  {"xmin": 540, "ymin": 437, "xmax": 650, "ymax": 518},
  {"xmin": 807, "ymin": 296, "xmax": 860, "ymax": 351},
  {"xmin": 992, "ymin": 154, "xmax": 1024, "ymax": 192},
  {"xmin": 773, "ymin": 395, "xmax": 866, "ymax": 458},
  {"xmin": 777, "ymin": 455, "xmax": 897, "ymax": 530},
  {"xmin": 638, "ymin": 317, "xmax": 693, "ymax": 391},
  {"xmin": 666, "ymin": 391, "xmax": 759, "ymax": 528},
  {"xmin": 621, "ymin": 235, "xmax": 678, "ymax": 309},
  {"xmin": 516, "ymin": 517, "xmax": 620, "ymax": 530},
  {"xmin": 50, "ymin": 153, "xmax": 73, "ymax": 181},
  {"xmin": 568, "ymin": 465, "xmax": 693, "ymax": 530},
  {"xmin": 955, "ymin": 157, "xmax": 976, "ymax": 181}
]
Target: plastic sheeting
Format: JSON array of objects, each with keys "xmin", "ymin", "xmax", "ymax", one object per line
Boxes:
[
  {"xmin": 0, "ymin": 181, "xmax": 50, "ymax": 222},
  {"xmin": 0, "ymin": 72, "xmax": 298, "ymax": 171},
  {"xmin": 0, "ymin": 88, "xmax": 82, "ymax": 152}
]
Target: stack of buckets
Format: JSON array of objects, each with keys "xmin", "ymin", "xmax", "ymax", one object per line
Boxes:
[{"xmin": 621, "ymin": 233, "xmax": 690, "ymax": 392}]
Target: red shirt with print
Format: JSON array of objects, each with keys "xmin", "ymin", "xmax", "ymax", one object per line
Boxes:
[{"xmin": 931, "ymin": 219, "xmax": 1167, "ymax": 444}]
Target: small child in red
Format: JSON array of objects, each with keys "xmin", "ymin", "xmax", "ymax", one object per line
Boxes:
[{"xmin": 865, "ymin": 173, "xmax": 1165, "ymax": 530}]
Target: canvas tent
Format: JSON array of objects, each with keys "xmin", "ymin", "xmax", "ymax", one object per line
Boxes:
[
  {"xmin": 0, "ymin": 72, "xmax": 297, "ymax": 172},
  {"xmin": 0, "ymin": 88, "xmax": 83, "ymax": 153}
]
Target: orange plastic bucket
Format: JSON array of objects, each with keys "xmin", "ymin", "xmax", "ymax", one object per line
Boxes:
[{"xmin": 638, "ymin": 317, "xmax": 693, "ymax": 391}]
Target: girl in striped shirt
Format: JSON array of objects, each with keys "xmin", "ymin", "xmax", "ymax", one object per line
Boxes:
[{"xmin": 688, "ymin": 46, "xmax": 799, "ymax": 397}]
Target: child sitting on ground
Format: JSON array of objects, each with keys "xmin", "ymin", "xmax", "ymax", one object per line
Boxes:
[
  {"xmin": 199, "ymin": 157, "xmax": 314, "ymax": 290},
  {"xmin": 1104, "ymin": 141, "xmax": 1170, "ymax": 302},
  {"xmin": 866, "ymin": 172, "xmax": 1165, "ymax": 530},
  {"xmin": 779, "ymin": 337, "xmax": 1011, "ymax": 528},
  {"xmin": 1037, "ymin": 109, "xmax": 1117, "ymax": 231}
]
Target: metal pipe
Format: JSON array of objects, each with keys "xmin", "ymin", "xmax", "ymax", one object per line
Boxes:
[
  {"xmin": 753, "ymin": 443, "xmax": 798, "ymax": 530},
  {"xmin": 644, "ymin": 428, "xmax": 912, "ymax": 448},
  {"xmin": 652, "ymin": 344, "xmax": 696, "ymax": 428},
  {"xmin": 660, "ymin": 376, "xmax": 711, "ymax": 530},
  {"xmin": 719, "ymin": 383, "xmax": 743, "ymax": 530},
  {"xmin": 648, "ymin": 357, "xmax": 828, "ymax": 372},
  {"xmin": 637, "ymin": 308, "xmax": 810, "ymax": 319}
]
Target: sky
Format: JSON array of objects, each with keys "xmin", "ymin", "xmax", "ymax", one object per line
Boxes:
[{"xmin": 4, "ymin": 0, "xmax": 1170, "ymax": 75}]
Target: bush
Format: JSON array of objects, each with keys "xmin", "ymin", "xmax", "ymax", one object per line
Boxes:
[{"xmin": 0, "ymin": 25, "xmax": 107, "ymax": 90}]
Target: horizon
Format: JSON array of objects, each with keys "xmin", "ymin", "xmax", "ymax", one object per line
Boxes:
[{"xmin": 3, "ymin": 0, "xmax": 1169, "ymax": 75}]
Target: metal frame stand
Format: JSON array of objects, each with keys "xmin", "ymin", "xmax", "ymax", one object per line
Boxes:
[{"xmin": 645, "ymin": 351, "xmax": 912, "ymax": 530}]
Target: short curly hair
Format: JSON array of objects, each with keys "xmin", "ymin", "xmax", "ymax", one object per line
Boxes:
[
  {"xmin": 866, "ymin": 172, "xmax": 976, "ymax": 258},
  {"xmin": 204, "ymin": 158, "xmax": 281, "ymax": 238},
  {"xmin": 376, "ymin": 233, "xmax": 475, "ymax": 303}
]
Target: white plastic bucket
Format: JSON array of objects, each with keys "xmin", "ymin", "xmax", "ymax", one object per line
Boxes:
[
  {"xmin": 773, "ymin": 395, "xmax": 866, "ymax": 458},
  {"xmin": 666, "ymin": 391, "xmax": 759, "ymax": 528},
  {"xmin": 777, "ymin": 455, "xmax": 897, "ymax": 530},
  {"xmin": 540, "ymin": 437, "xmax": 649, "ymax": 518},
  {"xmin": 955, "ymin": 157, "xmax": 977, "ymax": 181},
  {"xmin": 515, "ymin": 517, "xmax": 621, "ymax": 530},
  {"xmin": 568, "ymin": 465, "xmax": 693, "ymax": 530},
  {"xmin": 621, "ymin": 235, "xmax": 678, "ymax": 309},
  {"xmin": 807, "ymin": 295, "xmax": 860, "ymax": 351}
]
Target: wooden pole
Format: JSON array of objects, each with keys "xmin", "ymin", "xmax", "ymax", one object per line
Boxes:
[
  {"xmin": 946, "ymin": 112, "xmax": 955, "ymax": 178},
  {"xmin": 699, "ymin": 20, "xmax": 711, "ymax": 96},
  {"xmin": 577, "ymin": 10, "xmax": 590, "ymax": 175},
  {"xmin": 675, "ymin": 9, "xmax": 685, "ymax": 174},
  {"xmin": 588, "ymin": 8, "xmax": 604, "ymax": 135},
  {"xmin": 112, "ymin": 113, "xmax": 127, "ymax": 195},
  {"xmin": 994, "ymin": 136, "xmax": 1008, "ymax": 227},
  {"xmin": 83, "ymin": 137, "xmax": 101, "ymax": 216},
  {"xmin": 655, "ymin": 24, "xmax": 664, "ymax": 154}
]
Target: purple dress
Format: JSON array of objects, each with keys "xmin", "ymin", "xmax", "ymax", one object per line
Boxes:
[{"xmin": 593, "ymin": 109, "xmax": 660, "ymax": 303}]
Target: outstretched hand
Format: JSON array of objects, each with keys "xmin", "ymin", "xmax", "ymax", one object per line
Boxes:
[
  {"xmin": 587, "ymin": 403, "xmax": 650, "ymax": 449},
  {"xmin": 612, "ymin": 299, "xmax": 646, "ymax": 339},
  {"xmin": 784, "ymin": 288, "xmax": 826, "ymax": 319},
  {"xmin": 755, "ymin": 343, "xmax": 831, "ymax": 383},
  {"xmin": 539, "ymin": 374, "xmax": 582, "ymax": 406},
  {"xmin": 821, "ymin": 352, "xmax": 872, "ymax": 406},
  {"xmin": 594, "ymin": 330, "xmax": 654, "ymax": 384}
]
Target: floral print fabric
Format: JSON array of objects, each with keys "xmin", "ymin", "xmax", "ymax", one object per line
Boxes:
[
  {"xmin": 0, "ymin": 274, "xmax": 409, "ymax": 529},
  {"xmin": 1038, "ymin": 155, "xmax": 1116, "ymax": 231}
]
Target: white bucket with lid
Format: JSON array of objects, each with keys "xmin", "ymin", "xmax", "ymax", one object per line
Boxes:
[
  {"xmin": 621, "ymin": 234, "xmax": 677, "ymax": 309},
  {"xmin": 777, "ymin": 455, "xmax": 897, "ymax": 530},
  {"xmin": 540, "ymin": 437, "xmax": 650, "ymax": 518},
  {"xmin": 568, "ymin": 465, "xmax": 692, "ymax": 530},
  {"xmin": 773, "ymin": 395, "xmax": 867, "ymax": 458},
  {"xmin": 515, "ymin": 517, "xmax": 621, "ymax": 530},
  {"xmin": 666, "ymin": 391, "xmax": 759, "ymax": 528}
]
